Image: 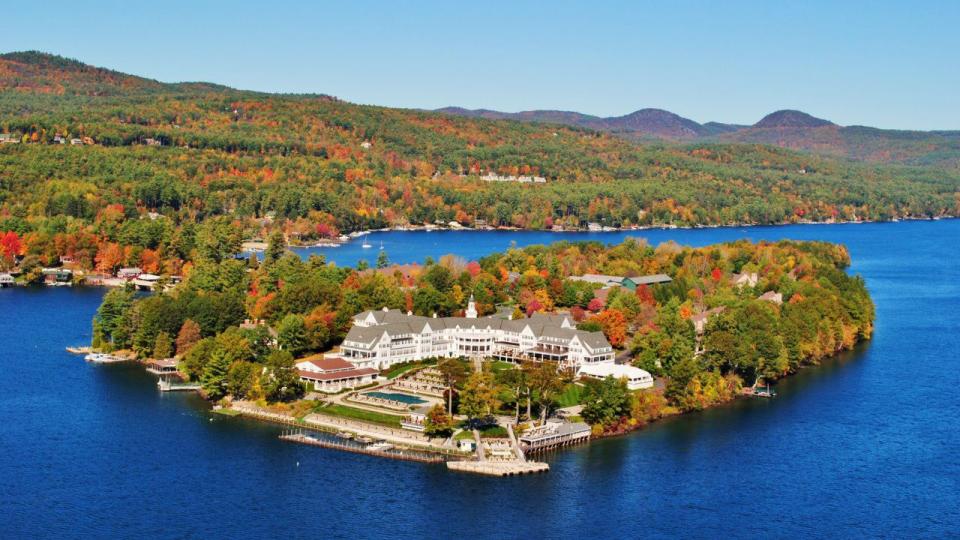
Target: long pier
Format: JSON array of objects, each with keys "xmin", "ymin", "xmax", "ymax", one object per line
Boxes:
[{"xmin": 279, "ymin": 431, "xmax": 445, "ymax": 464}]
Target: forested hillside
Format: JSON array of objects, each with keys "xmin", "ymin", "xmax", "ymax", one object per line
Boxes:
[{"xmin": 0, "ymin": 52, "xmax": 958, "ymax": 276}]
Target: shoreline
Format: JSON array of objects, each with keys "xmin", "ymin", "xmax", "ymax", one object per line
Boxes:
[
  {"xmin": 3, "ymin": 216, "xmax": 954, "ymax": 290},
  {"xmin": 208, "ymin": 338, "xmax": 867, "ymax": 466},
  {"xmin": 294, "ymin": 214, "xmax": 957, "ymax": 246}
]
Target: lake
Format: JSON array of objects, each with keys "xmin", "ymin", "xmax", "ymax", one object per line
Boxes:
[{"xmin": 1, "ymin": 219, "xmax": 958, "ymax": 538}]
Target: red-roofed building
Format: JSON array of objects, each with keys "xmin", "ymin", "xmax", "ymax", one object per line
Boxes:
[{"xmin": 295, "ymin": 355, "xmax": 378, "ymax": 393}]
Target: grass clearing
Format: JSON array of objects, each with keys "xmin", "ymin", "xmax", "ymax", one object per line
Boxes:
[
  {"xmin": 555, "ymin": 383, "xmax": 584, "ymax": 408},
  {"xmin": 489, "ymin": 361, "xmax": 516, "ymax": 372},
  {"xmin": 478, "ymin": 425, "xmax": 508, "ymax": 439},
  {"xmin": 454, "ymin": 430, "xmax": 476, "ymax": 441},
  {"xmin": 319, "ymin": 404, "xmax": 404, "ymax": 428}
]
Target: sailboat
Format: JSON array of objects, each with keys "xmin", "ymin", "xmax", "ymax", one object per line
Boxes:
[
  {"xmin": 379, "ymin": 241, "xmax": 384, "ymax": 250},
  {"xmin": 361, "ymin": 238, "xmax": 373, "ymax": 249}
]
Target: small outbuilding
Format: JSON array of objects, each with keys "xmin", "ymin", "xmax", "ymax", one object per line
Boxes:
[{"xmin": 578, "ymin": 363, "xmax": 654, "ymax": 390}]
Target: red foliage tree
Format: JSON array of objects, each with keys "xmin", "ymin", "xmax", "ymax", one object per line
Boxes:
[
  {"xmin": 0, "ymin": 231, "xmax": 22, "ymax": 265},
  {"xmin": 635, "ymin": 284, "xmax": 656, "ymax": 306},
  {"xmin": 593, "ymin": 309, "xmax": 628, "ymax": 348}
]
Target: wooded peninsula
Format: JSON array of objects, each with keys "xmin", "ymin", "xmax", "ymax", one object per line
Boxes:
[{"xmin": 90, "ymin": 237, "xmax": 874, "ymax": 440}]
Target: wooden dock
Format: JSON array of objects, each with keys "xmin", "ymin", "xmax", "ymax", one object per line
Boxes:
[
  {"xmin": 279, "ymin": 431, "xmax": 445, "ymax": 464},
  {"xmin": 157, "ymin": 379, "xmax": 201, "ymax": 392}
]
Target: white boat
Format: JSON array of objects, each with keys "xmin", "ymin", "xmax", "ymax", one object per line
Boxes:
[
  {"xmin": 368, "ymin": 442, "xmax": 394, "ymax": 451},
  {"xmin": 84, "ymin": 353, "xmax": 126, "ymax": 363},
  {"xmin": 361, "ymin": 240, "xmax": 373, "ymax": 249}
]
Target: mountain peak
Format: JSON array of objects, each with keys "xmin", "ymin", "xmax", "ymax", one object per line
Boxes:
[
  {"xmin": 600, "ymin": 108, "xmax": 703, "ymax": 139},
  {"xmin": 754, "ymin": 109, "xmax": 834, "ymax": 128}
]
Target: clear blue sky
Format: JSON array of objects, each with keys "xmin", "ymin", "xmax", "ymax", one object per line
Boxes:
[{"xmin": 4, "ymin": 1, "xmax": 959, "ymax": 129}]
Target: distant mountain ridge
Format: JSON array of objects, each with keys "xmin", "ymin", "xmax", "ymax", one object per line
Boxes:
[
  {"xmin": 435, "ymin": 106, "xmax": 960, "ymax": 168},
  {"xmin": 2, "ymin": 50, "xmax": 959, "ymax": 170},
  {"xmin": 434, "ymin": 106, "xmax": 737, "ymax": 139}
]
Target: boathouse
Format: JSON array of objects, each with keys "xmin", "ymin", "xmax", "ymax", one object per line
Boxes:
[{"xmin": 519, "ymin": 421, "xmax": 591, "ymax": 452}]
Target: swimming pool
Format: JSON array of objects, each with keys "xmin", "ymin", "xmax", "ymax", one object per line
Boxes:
[{"xmin": 364, "ymin": 391, "xmax": 427, "ymax": 405}]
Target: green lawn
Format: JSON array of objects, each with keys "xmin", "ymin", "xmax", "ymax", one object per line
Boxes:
[
  {"xmin": 454, "ymin": 430, "xmax": 476, "ymax": 441},
  {"xmin": 318, "ymin": 404, "xmax": 404, "ymax": 428},
  {"xmin": 478, "ymin": 425, "xmax": 508, "ymax": 439},
  {"xmin": 489, "ymin": 361, "xmax": 516, "ymax": 372},
  {"xmin": 384, "ymin": 359, "xmax": 437, "ymax": 379},
  {"xmin": 555, "ymin": 383, "xmax": 584, "ymax": 408}
]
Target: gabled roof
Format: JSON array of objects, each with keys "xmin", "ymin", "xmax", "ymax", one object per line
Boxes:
[
  {"xmin": 628, "ymin": 273, "xmax": 672, "ymax": 286},
  {"xmin": 297, "ymin": 356, "xmax": 355, "ymax": 372},
  {"xmin": 298, "ymin": 367, "xmax": 378, "ymax": 381},
  {"xmin": 343, "ymin": 325, "xmax": 386, "ymax": 346}
]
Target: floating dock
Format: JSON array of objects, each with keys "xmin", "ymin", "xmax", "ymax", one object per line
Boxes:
[
  {"xmin": 446, "ymin": 461, "xmax": 549, "ymax": 477},
  {"xmin": 157, "ymin": 379, "xmax": 201, "ymax": 392}
]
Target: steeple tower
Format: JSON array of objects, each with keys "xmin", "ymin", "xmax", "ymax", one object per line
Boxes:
[{"xmin": 465, "ymin": 294, "xmax": 478, "ymax": 318}]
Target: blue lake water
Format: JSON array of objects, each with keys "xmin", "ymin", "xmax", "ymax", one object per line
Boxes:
[{"xmin": 2, "ymin": 219, "xmax": 959, "ymax": 538}]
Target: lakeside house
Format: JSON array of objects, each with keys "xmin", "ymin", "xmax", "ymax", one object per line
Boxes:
[
  {"xmin": 339, "ymin": 296, "xmax": 615, "ymax": 370},
  {"xmin": 758, "ymin": 290, "xmax": 784, "ymax": 305},
  {"xmin": 578, "ymin": 363, "xmax": 654, "ymax": 390},
  {"xmin": 0, "ymin": 273, "xmax": 14, "ymax": 287},
  {"xmin": 117, "ymin": 267, "xmax": 142, "ymax": 280},
  {"xmin": 41, "ymin": 268, "xmax": 72, "ymax": 286},
  {"xmin": 691, "ymin": 306, "xmax": 727, "ymax": 356},
  {"xmin": 296, "ymin": 356, "xmax": 379, "ymax": 393},
  {"xmin": 691, "ymin": 306, "xmax": 726, "ymax": 335},
  {"xmin": 480, "ymin": 172, "xmax": 546, "ymax": 183},
  {"xmin": 732, "ymin": 272, "xmax": 759, "ymax": 288}
]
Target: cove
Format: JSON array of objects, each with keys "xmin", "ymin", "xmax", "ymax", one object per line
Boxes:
[{"xmin": 1, "ymin": 219, "xmax": 958, "ymax": 538}]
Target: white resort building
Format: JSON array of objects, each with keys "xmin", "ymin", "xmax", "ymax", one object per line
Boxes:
[{"xmin": 339, "ymin": 296, "xmax": 615, "ymax": 371}]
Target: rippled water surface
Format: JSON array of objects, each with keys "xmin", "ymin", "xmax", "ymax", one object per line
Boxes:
[{"xmin": 2, "ymin": 220, "xmax": 958, "ymax": 538}]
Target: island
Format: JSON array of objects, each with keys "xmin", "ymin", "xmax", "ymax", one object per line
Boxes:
[{"xmin": 87, "ymin": 237, "xmax": 874, "ymax": 475}]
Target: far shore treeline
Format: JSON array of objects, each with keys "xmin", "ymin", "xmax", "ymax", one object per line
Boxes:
[
  {"xmin": 1, "ymin": 52, "xmax": 959, "ymax": 279},
  {"xmin": 91, "ymin": 237, "xmax": 874, "ymax": 432}
]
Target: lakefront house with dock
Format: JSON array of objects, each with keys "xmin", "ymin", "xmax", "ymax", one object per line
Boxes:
[{"xmin": 338, "ymin": 296, "xmax": 616, "ymax": 371}]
